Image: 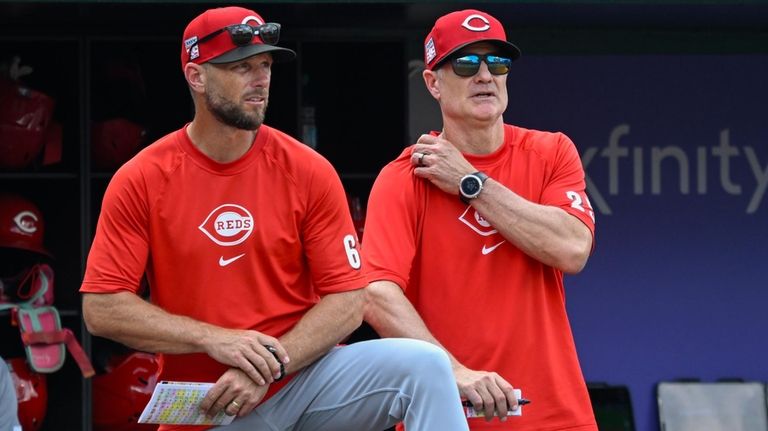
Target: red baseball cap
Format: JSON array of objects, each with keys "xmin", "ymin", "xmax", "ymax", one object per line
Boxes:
[
  {"xmin": 0, "ymin": 193, "xmax": 51, "ymax": 257},
  {"xmin": 181, "ymin": 6, "xmax": 296, "ymax": 71},
  {"xmin": 424, "ymin": 9, "xmax": 521, "ymax": 70}
]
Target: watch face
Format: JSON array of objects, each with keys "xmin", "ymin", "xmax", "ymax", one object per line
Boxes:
[{"xmin": 461, "ymin": 176, "xmax": 482, "ymax": 197}]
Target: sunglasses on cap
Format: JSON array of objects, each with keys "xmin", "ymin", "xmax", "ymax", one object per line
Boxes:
[
  {"xmin": 191, "ymin": 22, "xmax": 281, "ymax": 55},
  {"xmin": 450, "ymin": 54, "xmax": 512, "ymax": 77}
]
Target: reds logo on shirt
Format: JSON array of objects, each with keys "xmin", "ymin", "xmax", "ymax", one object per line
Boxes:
[
  {"xmin": 458, "ymin": 207, "xmax": 497, "ymax": 236},
  {"xmin": 198, "ymin": 204, "xmax": 254, "ymax": 246},
  {"xmin": 458, "ymin": 206, "xmax": 506, "ymax": 255}
]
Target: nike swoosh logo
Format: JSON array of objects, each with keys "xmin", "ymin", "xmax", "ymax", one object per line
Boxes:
[
  {"xmin": 219, "ymin": 253, "xmax": 246, "ymax": 267},
  {"xmin": 481, "ymin": 241, "xmax": 506, "ymax": 255}
]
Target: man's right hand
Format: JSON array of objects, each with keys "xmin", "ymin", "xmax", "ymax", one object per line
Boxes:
[
  {"xmin": 204, "ymin": 328, "xmax": 289, "ymax": 385},
  {"xmin": 455, "ymin": 365, "xmax": 519, "ymax": 422}
]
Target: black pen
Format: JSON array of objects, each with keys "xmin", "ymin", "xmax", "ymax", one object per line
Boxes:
[{"xmin": 462, "ymin": 398, "xmax": 531, "ymax": 407}]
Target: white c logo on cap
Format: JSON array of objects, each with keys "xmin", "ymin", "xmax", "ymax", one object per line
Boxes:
[
  {"xmin": 461, "ymin": 14, "xmax": 491, "ymax": 32},
  {"xmin": 13, "ymin": 211, "xmax": 38, "ymax": 234},
  {"xmin": 241, "ymin": 15, "xmax": 264, "ymax": 26}
]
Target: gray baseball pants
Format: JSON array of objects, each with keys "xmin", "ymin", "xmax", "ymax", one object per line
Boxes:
[
  {"xmin": 215, "ymin": 338, "xmax": 469, "ymax": 431},
  {"xmin": 0, "ymin": 358, "xmax": 22, "ymax": 431}
]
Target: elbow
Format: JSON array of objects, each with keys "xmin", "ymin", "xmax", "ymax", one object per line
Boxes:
[
  {"xmin": 560, "ymin": 253, "xmax": 589, "ymax": 274},
  {"xmin": 81, "ymin": 294, "xmax": 113, "ymax": 338},
  {"xmin": 82, "ymin": 302, "xmax": 104, "ymax": 337},
  {"xmin": 557, "ymin": 237, "xmax": 592, "ymax": 275},
  {"xmin": 362, "ymin": 280, "xmax": 402, "ymax": 330}
]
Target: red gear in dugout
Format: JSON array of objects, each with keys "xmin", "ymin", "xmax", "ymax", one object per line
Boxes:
[
  {"xmin": 92, "ymin": 352, "xmax": 161, "ymax": 431},
  {"xmin": 0, "ymin": 76, "xmax": 61, "ymax": 170},
  {"xmin": 0, "ymin": 194, "xmax": 51, "ymax": 431},
  {"xmin": 0, "ymin": 193, "xmax": 51, "ymax": 258},
  {"xmin": 0, "ymin": 192, "xmax": 53, "ymax": 305},
  {"xmin": 0, "ymin": 193, "xmax": 157, "ymax": 430},
  {"xmin": 6, "ymin": 357, "xmax": 47, "ymax": 431}
]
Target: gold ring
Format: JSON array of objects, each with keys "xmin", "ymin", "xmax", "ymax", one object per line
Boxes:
[
  {"xmin": 418, "ymin": 153, "xmax": 426, "ymax": 166},
  {"xmin": 230, "ymin": 400, "xmax": 240, "ymax": 409}
]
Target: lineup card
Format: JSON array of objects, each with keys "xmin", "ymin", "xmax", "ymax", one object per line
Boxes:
[{"xmin": 138, "ymin": 381, "xmax": 236, "ymax": 425}]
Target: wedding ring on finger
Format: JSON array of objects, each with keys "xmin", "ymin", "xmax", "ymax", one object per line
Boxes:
[
  {"xmin": 417, "ymin": 152, "xmax": 426, "ymax": 166},
  {"xmin": 224, "ymin": 400, "xmax": 241, "ymax": 416}
]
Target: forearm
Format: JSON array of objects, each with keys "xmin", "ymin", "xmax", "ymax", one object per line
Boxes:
[
  {"xmin": 278, "ymin": 288, "xmax": 365, "ymax": 375},
  {"xmin": 364, "ymin": 281, "xmax": 464, "ymax": 370},
  {"xmin": 473, "ymin": 179, "xmax": 592, "ymax": 273},
  {"xmin": 82, "ymin": 291, "xmax": 214, "ymax": 354}
]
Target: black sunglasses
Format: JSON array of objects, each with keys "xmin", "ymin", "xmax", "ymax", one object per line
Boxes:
[
  {"xmin": 450, "ymin": 54, "xmax": 512, "ymax": 77},
  {"xmin": 191, "ymin": 22, "xmax": 281, "ymax": 56}
]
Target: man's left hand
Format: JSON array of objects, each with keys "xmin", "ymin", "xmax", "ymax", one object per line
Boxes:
[{"xmin": 200, "ymin": 368, "xmax": 270, "ymax": 418}]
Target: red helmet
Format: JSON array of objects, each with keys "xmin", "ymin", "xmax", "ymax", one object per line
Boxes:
[
  {"xmin": 92, "ymin": 352, "xmax": 160, "ymax": 431},
  {"xmin": 0, "ymin": 193, "xmax": 50, "ymax": 257},
  {"xmin": 0, "ymin": 77, "xmax": 55, "ymax": 170},
  {"xmin": 6, "ymin": 357, "xmax": 48, "ymax": 431},
  {"xmin": 91, "ymin": 118, "xmax": 145, "ymax": 171}
]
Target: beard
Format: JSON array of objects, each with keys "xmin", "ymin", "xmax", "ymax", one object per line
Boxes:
[{"xmin": 205, "ymin": 88, "xmax": 268, "ymax": 131}]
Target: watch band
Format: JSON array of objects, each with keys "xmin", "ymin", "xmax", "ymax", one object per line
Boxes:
[{"xmin": 264, "ymin": 344, "xmax": 286, "ymax": 381}]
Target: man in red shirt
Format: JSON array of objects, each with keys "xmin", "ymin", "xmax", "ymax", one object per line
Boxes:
[
  {"xmin": 80, "ymin": 6, "xmax": 468, "ymax": 431},
  {"xmin": 364, "ymin": 9, "xmax": 598, "ymax": 431}
]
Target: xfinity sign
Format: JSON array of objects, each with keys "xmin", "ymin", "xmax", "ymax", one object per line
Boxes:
[{"xmin": 582, "ymin": 124, "xmax": 768, "ymax": 215}]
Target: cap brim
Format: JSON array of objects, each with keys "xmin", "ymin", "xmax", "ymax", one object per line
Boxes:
[
  {"xmin": 1, "ymin": 241, "xmax": 53, "ymax": 258},
  {"xmin": 432, "ymin": 40, "xmax": 521, "ymax": 70},
  {"xmin": 208, "ymin": 44, "xmax": 296, "ymax": 64}
]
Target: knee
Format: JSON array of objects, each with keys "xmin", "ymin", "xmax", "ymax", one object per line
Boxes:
[
  {"xmin": 405, "ymin": 340, "xmax": 451, "ymax": 370},
  {"xmin": 381, "ymin": 339, "xmax": 453, "ymax": 379}
]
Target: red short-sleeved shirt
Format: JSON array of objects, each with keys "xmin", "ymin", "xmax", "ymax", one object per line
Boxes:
[
  {"xmin": 81, "ymin": 124, "xmax": 366, "ymax": 430},
  {"xmin": 364, "ymin": 124, "xmax": 597, "ymax": 431}
]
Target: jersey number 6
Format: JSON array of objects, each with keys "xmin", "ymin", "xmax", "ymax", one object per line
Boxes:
[{"xmin": 343, "ymin": 234, "xmax": 361, "ymax": 269}]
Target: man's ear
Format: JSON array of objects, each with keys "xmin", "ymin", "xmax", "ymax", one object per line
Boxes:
[
  {"xmin": 423, "ymin": 69, "xmax": 441, "ymax": 101},
  {"xmin": 184, "ymin": 63, "xmax": 206, "ymax": 94}
]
